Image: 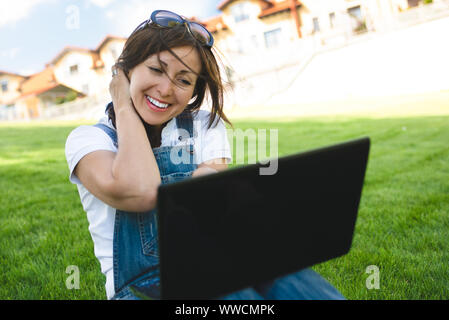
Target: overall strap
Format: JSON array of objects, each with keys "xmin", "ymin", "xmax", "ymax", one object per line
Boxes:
[
  {"xmin": 94, "ymin": 123, "xmax": 118, "ymax": 148},
  {"xmin": 175, "ymin": 111, "xmax": 196, "ymax": 140},
  {"xmin": 110, "ymin": 109, "xmax": 198, "ymax": 298}
]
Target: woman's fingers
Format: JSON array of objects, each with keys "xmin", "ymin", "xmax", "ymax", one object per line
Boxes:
[
  {"xmin": 111, "ymin": 64, "xmax": 126, "ymax": 81},
  {"xmin": 109, "ymin": 64, "xmax": 132, "ymax": 107}
]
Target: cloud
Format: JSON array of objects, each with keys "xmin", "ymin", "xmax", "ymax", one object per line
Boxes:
[
  {"xmin": 0, "ymin": 0, "xmax": 53, "ymax": 28},
  {"xmin": 105, "ymin": 0, "xmax": 216, "ymax": 37}
]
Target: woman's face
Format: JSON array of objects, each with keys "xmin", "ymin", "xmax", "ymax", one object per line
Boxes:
[{"xmin": 128, "ymin": 45, "xmax": 201, "ymax": 127}]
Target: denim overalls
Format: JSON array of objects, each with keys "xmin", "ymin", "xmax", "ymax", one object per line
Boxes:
[
  {"xmin": 94, "ymin": 107, "xmax": 345, "ymax": 300},
  {"xmin": 94, "ymin": 109, "xmax": 197, "ymax": 300}
]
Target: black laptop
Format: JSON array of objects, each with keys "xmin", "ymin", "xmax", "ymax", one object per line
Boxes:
[{"xmin": 156, "ymin": 137, "xmax": 370, "ymax": 299}]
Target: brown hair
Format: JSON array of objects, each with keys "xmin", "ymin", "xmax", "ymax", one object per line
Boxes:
[{"xmin": 108, "ymin": 21, "xmax": 232, "ymax": 146}]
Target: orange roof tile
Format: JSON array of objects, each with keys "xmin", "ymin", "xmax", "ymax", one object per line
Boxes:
[
  {"xmin": 0, "ymin": 70, "xmax": 28, "ymax": 79},
  {"xmin": 19, "ymin": 67, "xmax": 58, "ymax": 97},
  {"xmin": 202, "ymin": 15, "xmax": 229, "ymax": 33},
  {"xmin": 218, "ymin": 0, "xmax": 273, "ymax": 11},
  {"xmin": 47, "ymin": 35, "xmax": 126, "ymax": 68},
  {"xmin": 95, "ymin": 34, "xmax": 127, "ymax": 52},
  {"xmin": 47, "ymin": 46, "xmax": 93, "ymax": 66},
  {"xmin": 259, "ymin": 0, "xmax": 302, "ymax": 18}
]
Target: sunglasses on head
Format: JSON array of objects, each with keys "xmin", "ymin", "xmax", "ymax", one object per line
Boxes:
[{"xmin": 134, "ymin": 10, "xmax": 214, "ymax": 47}]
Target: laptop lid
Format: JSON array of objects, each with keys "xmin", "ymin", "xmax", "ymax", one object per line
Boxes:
[{"xmin": 156, "ymin": 137, "xmax": 370, "ymax": 300}]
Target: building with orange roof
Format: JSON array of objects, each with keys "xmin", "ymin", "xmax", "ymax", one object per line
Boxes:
[
  {"xmin": 210, "ymin": 0, "xmax": 412, "ymax": 48},
  {"xmin": 95, "ymin": 35, "xmax": 127, "ymax": 80},
  {"xmin": 0, "ymin": 70, "xmax": 28, "ymax": 107},
  {"xmin": 205, "ymin": 0, "xmax": 411, "ymax": 59},
  {"xmin": 0, "ymin": 0, "xmax": 416, "ymax": 119},
  {"xmin": 47, "ymin": 45, "xmax": 107, "ymax": 98},
  {"xmin": 205, "ymin": 0, "xmax": 413, "ymax": 66},
  {"xmin": 13, "ymin": 66, "xmax": 85, "ymax": 119},
  {"xmin": 198, "ymin": 0, "xmax": 413, "ymax": 108},
  {"xmin": 0, "ymin": 35, "xmax": 126, "ymax": 120}
]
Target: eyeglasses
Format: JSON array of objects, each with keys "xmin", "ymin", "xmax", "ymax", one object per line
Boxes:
[{"xmin": 146, "ymin": 10, "xmax": 214, "ymax": 48}]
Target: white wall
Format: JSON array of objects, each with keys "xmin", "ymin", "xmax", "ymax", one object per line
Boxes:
[
  {"xmin": 257, "ymin": 16, "xmax": 449, "ymax": 106},
  {"xmin": 53, "ymin": 51, "xmax": 102, "ymax": 95}
]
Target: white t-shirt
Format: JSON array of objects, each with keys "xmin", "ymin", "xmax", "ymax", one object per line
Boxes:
[{"xmin": 65, "ymin": 110, "xmax": 232, "ymax": 299}]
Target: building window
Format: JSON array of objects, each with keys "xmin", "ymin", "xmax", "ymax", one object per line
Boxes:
[
  {"xmin": 348, "ymin": 6, "xmax": 362, "ymax": 21},
  {"xmin": 313, "ymin": 17, "xmax": 320, "ymax": 33},
  {"xmin": 408, "ymin": 0, "xmax": 421, "ymax": 7},
  {"xmin": 264, "ymin": 28, "xmax": 282, "ymax": 49},
  {"xmin": 69, "ymin": 64, "xmax": 78, "ymax": 75},
  {"xmin": 231, "ymin": 2, "xmax": 250, "ymax": 23},
  {"xmin": 347, "ymin": 6, "xmax": 366, "ymax": 33},
  {"xmin": 250, "ymin": 34, "xmax": 258, "ymax": 48},
  {"xmin": 82, "ymin": 84, "xmax": 89, "ymax": 95},
  {"xmin": 329, "ymin": 12, "xmax": 336, "ymax": 28},
  {"xmin": 1, "ymin": 80, "xmax": 8, "ymax": 92},
  {"xmin": 111, "ymin": 47, "xmax": 118, "ymax": 61},
  {"xmin": 235, "ymin": 38, "xmax": 244, "ymax": 54}
]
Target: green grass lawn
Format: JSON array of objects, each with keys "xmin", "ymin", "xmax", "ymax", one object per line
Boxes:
[{"xmin": 0, "ymin": 115, "xmax": 448, "ymax": 299}]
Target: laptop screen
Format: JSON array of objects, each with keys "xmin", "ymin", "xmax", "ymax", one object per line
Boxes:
[{"xmin": 157, "ymin": 137, "xmax": 370, "ymax": 299}]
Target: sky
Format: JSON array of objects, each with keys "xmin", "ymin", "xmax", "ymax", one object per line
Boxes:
[{"xmin": 0, "ymin": 0, "xmax": 223, "ymax": 76}]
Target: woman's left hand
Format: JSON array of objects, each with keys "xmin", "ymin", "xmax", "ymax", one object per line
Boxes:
[
  {"xmin": 192, "ymin": 158, "xmax": 228, "ymax": 178},
  {"xmin": 192, "ymin": 166, "xmax": 219, "ymax": 178}
]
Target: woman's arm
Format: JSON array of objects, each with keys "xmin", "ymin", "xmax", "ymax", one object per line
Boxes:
[
  {"xmin": 192, "ymin": 158, "xmax": 228, "ymax": 177},
  {"xmin": 74, "ymin": 67, "xmax": 161, "ymax": 212}
]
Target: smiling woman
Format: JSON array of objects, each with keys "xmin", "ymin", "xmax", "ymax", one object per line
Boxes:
[
  {"xmin": 65, "ymin": 9, "xmax": 234, "ymax": 300},
  {"xmin": 64, "ymin": 9, "xmax": 345, "ymax": 301},
  {"xmin": 128, "ymin": 46, "xmax": 201, "ymax": 125}
]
